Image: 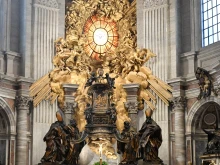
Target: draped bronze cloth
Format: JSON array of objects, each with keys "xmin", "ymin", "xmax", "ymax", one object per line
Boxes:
[
  {"xmin": 41, "ymin": 121, "xmax": 66, "ymax": 163},
  {"xmin": 137, "ymin": 117, "xmax": 163, "ymax": 163}
]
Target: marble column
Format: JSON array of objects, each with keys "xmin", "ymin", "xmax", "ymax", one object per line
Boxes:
[
  {"xmin": 15, "ymin": 96, "xmax": 30, "ymax": 165},
  {"xmin": 63, "ymin": 84, "xmax": 79, "ymax": 125},
  {"xmin": 172, "ymin": 96, "xmax": 186, "ymax": 165},
  {"xmin": 123, "ymin": 84, "xmax": 140, "ymax": 131}
]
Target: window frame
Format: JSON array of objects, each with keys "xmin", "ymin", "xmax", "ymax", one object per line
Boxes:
[{"xmin": 201, "ymin": 0, "xmax": 220, "ymax": 47}]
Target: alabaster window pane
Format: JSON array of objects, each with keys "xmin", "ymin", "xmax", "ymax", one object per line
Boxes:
[
  {"xmin": 204, "ymin": 2, "xmax": 208, "ymax": 11},
  {"xmin": 208, "ymin": 9, "xmax": 212, "ymax": 18},
  {"xmin": 213, "ymin": 24, "xmax": 217, "ymax": 33},
  {"xmin": 204, "ymin": 20, "xmax": 208, "ymax": 28},
  {"xmin": 214, "ymin": 34, "xmax": 218, "ymax": 42},
  {"xmin": 213, "ymin": 16, "xmax": 217, "ymax": 24},
  {"xmin": 213, "ymin": 7, "xmax": 217, "ymax": 16},
  {"xmin": 204, "ymin": 38, "xmax": 208, "ymax": 46},
  {"xmin": 213, "ymin": 0, "xmax": 216, "ymax": 6}
]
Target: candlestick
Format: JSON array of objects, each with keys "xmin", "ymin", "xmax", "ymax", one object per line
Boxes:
[{"xmin": 100, "ymin": 158, "xmax": 102, "ymax": 165}]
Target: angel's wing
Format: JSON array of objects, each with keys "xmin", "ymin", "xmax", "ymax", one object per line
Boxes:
[
  {"xmin": 126, "ymin": 66, "xmax": 172, "ymax": 110},
  {"xmin": 29, "ymin": 73, "xmax": 58, "ymax": 107}
]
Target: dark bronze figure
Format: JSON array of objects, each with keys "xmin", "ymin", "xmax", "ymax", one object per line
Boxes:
[
  {"xmin": 137, "ymin": 109, "xmax": 163, "ymax": 164},
  {"xmin": 203, "ymin": 124, "xmax": 220, "ymax": 154},
  {"xmin": 40, "ymin": 112, "xmax": 67, "ymax": 164},
  {"xmin": 105, "ymin": 73, "xmax": 116, "ymax": 89},
  {"xmin": 63, "ymin": 119, "xmax": 85, "ymax": 164},
  {"xmin": 84, "ymin": 103, "xmax": 93, "ymax": 125},
  {"xmin": 117, "ymin": 121, "xmax": 138, "ymax": 165},
  {"xmin": 40, "ymin": 112, "xmax": 84, "ymax": 165},
  {"xmin": 106, "ymin": 103, "xmax": 117, "ymax": 124},
  {"xmin": 85, "ymin": 72, "xmax": 97, "ymax": 87}
]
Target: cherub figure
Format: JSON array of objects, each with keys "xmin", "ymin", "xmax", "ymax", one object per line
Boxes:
[
  {"xmin": 106, "ymin": 103, "xmax": 117, "ymax": 124},
  {"xmin": 105, "ymin": 73, "xmax": 116, "ymax": 88},
  {"xmin": 195, "ymin": 67, "xmax": 213, "ymax": 99},
  {"xmin": 85, "ymin": 72, "xmax": 97, "ymax": 87}
]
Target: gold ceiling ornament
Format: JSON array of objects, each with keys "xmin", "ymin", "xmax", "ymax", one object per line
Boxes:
[{"xmin": 30, "ymin": 1, "xmax": 172, "ymax": 156}]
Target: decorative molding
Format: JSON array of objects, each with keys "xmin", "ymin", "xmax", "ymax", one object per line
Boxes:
[
  {"xmin": 171, "ymin": 96, "xmax": 186, "ymax": 110},
  {"xmin": 64, "ymin": 102, "xmax": 77, "ymax": 113},
  {"xmin": 35, "ymin": 0, "xmax": 59, "ymax": 9},
  {"xmin": 125, "ymin": 101, "xmax": 138, "ymax": 113},
  {"xmin": 143, "ymin": 0, "xmax": 168, "ymax": 9},
  {"xmin": 0, "ymin": 87, "xmax": 16, "ymax": 99},
  {"xmin": 15, "ymin": 96, "xmax": 31, "ymax": 109}
]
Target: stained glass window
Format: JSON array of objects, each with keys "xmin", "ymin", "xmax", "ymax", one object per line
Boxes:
[
  {"xmin": 84, "ymin": 15, "xmax": 118, "ymax": 59},
  {"xmin": 202, "ymin": 0, "xmax": 220, "ymax": 47}
]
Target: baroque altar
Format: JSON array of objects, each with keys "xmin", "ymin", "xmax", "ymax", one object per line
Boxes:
[{"xmin": 29, "ymin": 0, "xmax": 173, "ymax": 164}]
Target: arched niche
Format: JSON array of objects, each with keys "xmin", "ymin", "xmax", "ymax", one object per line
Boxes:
[
  {"xmin": 186, "ymin": 96, "xmax": 220, "ymax": 165},
  {"xmin": 0, "ymin": 97, "xmax": 16, "ymax": 165}
]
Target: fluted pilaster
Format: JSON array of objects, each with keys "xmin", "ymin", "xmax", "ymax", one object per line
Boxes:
[
  {"xmin": 172, "ymin": 96, "xmax": 186, "ymax": 165},
  {"xmin": 123, "ymin": 84, "xmax": 140, "ymax": 131},
  {"xmin": 15, "ymin": 96, "xmax": 30, "ymax": 165},
  {"xmin": 63, "ymin": 84, "xmax": 79, "ymax": 125}
]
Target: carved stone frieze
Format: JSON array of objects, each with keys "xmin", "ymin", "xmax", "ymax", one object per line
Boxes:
[
  {"xmin": 35, "ymin": 0, "xmax": 59, "ymax": 9},
  {"xmin": 15, "ymin": 96, "xmax": 31, "ymax": 109},
  {"xmin": 64, "ymin": 102, "xmax": 77, "ymax": 113},
  {"xmin": 143, "ymin": 0, "xmax": 168, "ymax": 9},
  {"xmin": 172, "ymin": 96, "xmax": 186, "ymax": 110},
  {"xmin": 125, "ymin": 101, "xmax": 138, "ymax": 113}
]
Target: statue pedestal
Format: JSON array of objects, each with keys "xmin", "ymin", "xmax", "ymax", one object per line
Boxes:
[{"xmin": 200, "ymin": 154, "xmax": 220, "ymax": 165}]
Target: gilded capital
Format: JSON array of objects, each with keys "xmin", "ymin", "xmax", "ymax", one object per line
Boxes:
[
  {"xmin": 172, "ymin": 96, "xmax": 186, "ymax": 110},
  {"xmin": 15, "ymin": 96, "xmax": 31, "ymax": 109}
]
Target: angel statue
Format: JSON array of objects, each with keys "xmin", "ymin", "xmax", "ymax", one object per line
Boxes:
[{"xmin": 136, "ymin": 108, "xmax": 163, "ymax": 164}]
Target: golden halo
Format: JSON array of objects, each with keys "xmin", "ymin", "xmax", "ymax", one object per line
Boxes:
[{"xmin": 84, "ymin": 15, "xmax": 119, "ymax": 60}]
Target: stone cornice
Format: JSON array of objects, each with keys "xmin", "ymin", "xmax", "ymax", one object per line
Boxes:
[
  {"xmin": 180, "ymin": 51, "xmax": 198, "ymax": 59},
  {"xmin": 0, "ymin": 73, "xmax": 17, "ymax": 83},
  {"xmin": 185, "ymin": 88, "xmax": 200, "ymax": 99},
  {"xmin": 16, "ymin": 76, "xmax": 34, "ymax": 84},
  {"xmin": 4, "ymin": 51, "xmax": 21, "ymax": 60},
  {"xmin": 0, "ymin": 87, "xmax": 16, "ymax": 99},
  {"xmin": 34, "ymin": 0, "xmax": 59, "ymax": 9},
  {"xmin": 143, "ymin": 0, "xmax": 168, "ymax": 9},
  {"xmin": 167, "ymin": 77, "xmax": 186, "ymax": 85},
  {"xmin": 123, "ymin": 83, "xmax": 140, "ymax": 90}
]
